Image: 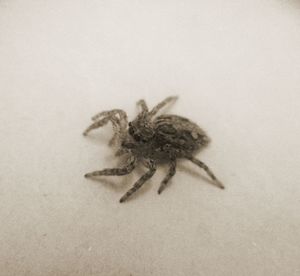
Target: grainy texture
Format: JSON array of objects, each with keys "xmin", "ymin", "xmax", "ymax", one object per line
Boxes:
[
  {"xmin": 1, "ymin": 0, "xmax": 300, "ymax": 275},
  {"xmin": 84, "ymin": 96, "xmax": 224, "ymax": 202}
]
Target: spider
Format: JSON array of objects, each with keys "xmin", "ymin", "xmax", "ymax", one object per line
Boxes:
[{"xmin": 83, "ymin": 96, "xmax": 224, "ymax": 203}]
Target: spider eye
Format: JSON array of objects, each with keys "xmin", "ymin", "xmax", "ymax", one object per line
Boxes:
[
  {"xmin": 133, "ymin": 134, "xmax": 141, "ymax": 142},
  {"xmin": 129, "ymin": 127, "xmax": 134, "ymax": 136}
]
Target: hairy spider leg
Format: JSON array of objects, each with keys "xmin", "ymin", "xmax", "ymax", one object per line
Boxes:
[
  {"xmin": 158, "ymin": 160, "xmax": 177, "ymax": 194},
  {"xmin": 84, "ymin": 110, "xmax": 128, "ymax": 143},
  {"xmin": 83, "ymin": 116, "xmax": 112, "ymax": 136},
  {"xmin": 92, "ymin": 109, "xmax": 128, "ymax": 127},
  {"xmin": 187, "ymin": 156, "xmax": 224, "ymax": 189},
  {"xmin": 84, "ymin": 158, "xmax": 136, "ymax": 178},
  {"xmin": 93, "ymin": 109, "xmax": 128, "ymax": 137},
  {"xmin": 108, "ymin": 116, "xmax": 122, "ymax": 146},
  {"xmin": 120, "ymin": 162, "xmax": 156, "ymax": 203},
  {"xmin": 148, "ymin": 96, "xmax": 178, "ymax": 118},
  {"xmin": 83, "ymin": 116, "xmax": 121, "ymax": 143},
  {"xmin": 136, "ymin": 99, "xmax": 149, "ymax": 112}
]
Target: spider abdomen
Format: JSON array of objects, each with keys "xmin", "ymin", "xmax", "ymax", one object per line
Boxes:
[{"xmin": 151, "ymin": 114, "xmax": 210, "ymax": 160}]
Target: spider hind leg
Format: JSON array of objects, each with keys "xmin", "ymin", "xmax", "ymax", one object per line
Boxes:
[
  {"xmin": 158, "ymin": 160, "xmax": 177, "ymax": 194},
  {"xmin": 187, "ymin": 156, "xmax": 224, "ymax": 189}
]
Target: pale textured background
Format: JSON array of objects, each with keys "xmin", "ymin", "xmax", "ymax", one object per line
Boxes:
[{"xmin": 0, "ymin": 0, "xmax": 300, "ymax": 275}]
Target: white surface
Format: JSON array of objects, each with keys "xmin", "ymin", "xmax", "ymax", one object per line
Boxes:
[{"xmin": 1, "ymin": 1, "xmax": 300, "ymax": 275}]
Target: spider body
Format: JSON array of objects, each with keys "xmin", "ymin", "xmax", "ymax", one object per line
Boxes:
[
  {"xmin": 125, "ymin": 115, "xmax": 209, "ymax": 162},
  {"xmin": 84, "ymin": 96, "xmax": 224, "ymax": 203}
]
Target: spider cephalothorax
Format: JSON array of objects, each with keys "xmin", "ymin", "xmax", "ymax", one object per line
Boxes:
[
  {"xmin": 83, "ymin": 96, "xmax": 224, "ymax": 203},
  {"xmin": 128, "ymin": 113, "xmax": 154, "ymax": 143}
]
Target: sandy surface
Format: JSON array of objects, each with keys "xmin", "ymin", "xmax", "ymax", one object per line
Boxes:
[{"xmin": 1, "ymin": 1, "xmax": 300, "ymax": 275}]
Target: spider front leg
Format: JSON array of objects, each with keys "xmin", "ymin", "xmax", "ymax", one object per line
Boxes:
[
  {"xmin": 137, "ymin": 99, "xmax": 149, "ymax": 112},
  {"xmin": 91, "ymin": 109, "xmax": 128, "ymax": 126},
  {"xmin": 84, "ymin": 157, "xmax": 136, "ymax": 178},
  {"xmin": 83, "ymin": 116, "xmax": 111, "ymax": 136},
  {"xmin": 83, "ymin": 116, "xmax": 117, "ymax": 136},
  {"xmin": 158, "ymin": 159, "xmax": 176, "ymax": 194},
  {"xmin": 187, "ymin": 156, "xmax": 224, "ymax": 189},
  {"xmin": 149, "ymin": 96, "xmax": 178, "ymax": 118},
  {"xmin": 108, "ymin": 116, "xmax": 121, "ymax": 146},
  {"xmin": 119, "ymin": 160, "xmax": 156, "ymax": 203},
  {"xmin": 83, "ymin": 110, "xmax": 128, "ymax": 144}
]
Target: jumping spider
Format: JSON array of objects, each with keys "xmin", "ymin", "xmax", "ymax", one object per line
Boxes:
[{"xmin": 83, "ymin": 96, "xmax": 224, "ymax": 203}]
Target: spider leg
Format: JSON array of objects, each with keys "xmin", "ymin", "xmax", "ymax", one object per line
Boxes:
[
  {"xmin": 108, "ymin": 116, "xmax": 121, "ymax": 146},
  {"xmin": 114, "ymin": 148, "xmax": 128, "ymax": 156},
  {"xmin": 149, "ymin": 96, "xmax": 178, "ymax": 118},
  {"xmin": 187, "ymin": 156, "xmax": 224, "ymax": 189},
  {"xmin": 92, "ymin": 109, "xmax": 128, "ymax": 139},
  {"xmin": 91, "ymin": 109, "xmax": 128, "ymax": 127},
  {"xmin": 119, "ymin": 161, "xmax": 156, "ymax": 203},
  {"xmin": 84, "ymin": 157, "xmax": 136, "ymax": 178},
  {"xmin": 83, "ymin": 116, "xmax": 111, "ymax": 136},
  {"xmin": 137, "ymin": 99, "xmax": 149, "ymax": 112},
  {"xmin": 158, "ymin": 159, "xmax": 176, "ymax": 194},
  {"xmin": 83, "ymin": 113, "xmax": 127, "ymax": 145}
]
